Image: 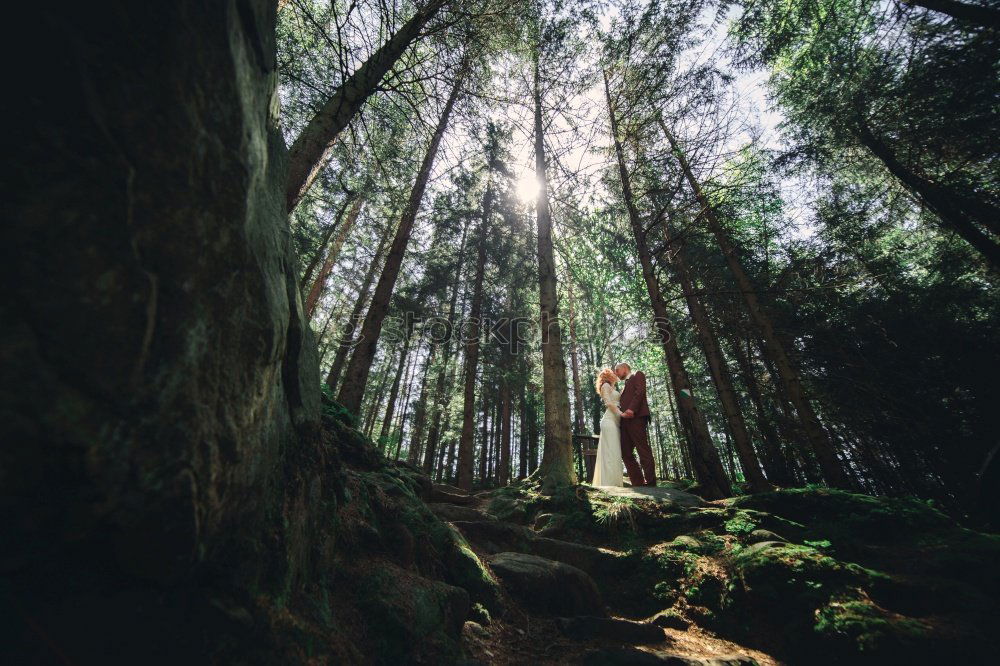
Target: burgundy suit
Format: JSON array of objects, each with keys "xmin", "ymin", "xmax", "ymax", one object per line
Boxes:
[{"xmin": 618, "ymin": 370, "xmax": 656, "ymax": 486}]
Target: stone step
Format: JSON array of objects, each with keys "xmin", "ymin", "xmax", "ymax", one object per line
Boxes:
[
  {"xmin": 594, "ymin": 485, "xmax": 706, "ymax": 509},
  {"xmin": 451, "ymin": 520, "xmax": 629, "ymax": 577},
  {"xmin": 429, "ymin": 503, "xmax": 497, "ymax": 523},
  {"xmin": 556, "ymin": 616, "xmax": 665, "ymax": 644},
  {"xmin": 489, "ymin": 552, "xmax": 604, "ymax": 616},
  {"xmin": 433, "ymin": 482, "xmax": 469, "ymax": 496},
  {"xmin": 431, "ymin": 487, "xmax": 474, "ymax": 505}
]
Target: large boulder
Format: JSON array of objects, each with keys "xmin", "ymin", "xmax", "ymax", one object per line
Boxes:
[
  {"xmin": 4, "ymin": 1, "xmax": 327, "ymax": 662},
  {"xmin": 489, "ymin": 552, "xmax": 604, "ymax": 616}
]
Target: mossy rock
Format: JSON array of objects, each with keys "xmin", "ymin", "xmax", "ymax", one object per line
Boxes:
[
  {"xmin": 813, "ymin": 597, "xmax": 941, "ymax": 662},
  {"xmin": 351, "ymin": 562, "xmax": 469, "ymax": 664},
  {"xmin": 728, "ymin": 488, "xmax": 1000, "ymax": 593},
  {"xmin": 339, "ymin": 463, "xmax": 502, "ymax": 617},
  {"xmin": 441, "ymin": 524, "xmax": 503, "ymax": 614},
  {"xmin": 731, "ymin": 541, "xmax": 875, "ymax": 608}
]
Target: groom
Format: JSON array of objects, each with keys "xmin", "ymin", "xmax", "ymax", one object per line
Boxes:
[{"xmin": 616, "ymin": 363, "xmax": 657, "ymax": 487}]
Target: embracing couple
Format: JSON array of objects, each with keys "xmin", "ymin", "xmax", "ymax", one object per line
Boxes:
[{"xmin": 592, "ymin": 363, "xmax": 657, "ymax": 488}]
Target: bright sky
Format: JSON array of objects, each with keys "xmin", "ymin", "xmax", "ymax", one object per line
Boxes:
[{"xmin": 414, "ymin": 1, "xmax": 817, "ymax": 278}]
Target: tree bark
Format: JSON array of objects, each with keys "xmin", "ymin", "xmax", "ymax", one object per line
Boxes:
[
  {"xmin": 406, "ymin": 344, "xmax": 436, "ymax": 465},
  {"xmin": 377, "ymin": 332, "xmax": 413, "ymax": 452},
  {"xmin": 854, "ymin": 112, "xmax": 1000, "ymax": 269},
  {"xmin": 661, "ymin": 120, "xmax": 849, "ymax": 489},
  {"xmin": 338, "ymin": 68, "xmax": 465, "ymax": 414},
  {"xmin": 394, "ymin": 352, "xmax": 421, "ymax": 460},
  {"xmin": 457, "ymin": 182, "xmax": 494, "ymax": 491},
  {"xmin": 499, "ymin": 378, "xmax": 512, "ymax": 486},
  {"xmin": 300, "ymin": 193, "xmax": 355, "ymax": 291},
  {"xmin": 325, "ymin": 220, "xmax": 393, "ymax": 392},
  {"xmin": 607, "ymin": 74, "xmax": 730, "ymax": 499},
  {"xmin": 726, "ymin": 328, "xmax": 795, "ymax": 486},
  {"xmin": 530, "ymin": 46, "xmax": 577, "ymax": 490},
  {"xmin": 363, "ymin": 348, "xmax": 394, "ymax": 436},
  {"xmin": 305, "ymin": 197, "xmax": 365, "ymax": 317},
  {"xmin": 567, "ymin": 280, "xmax": 587, "ymax": 433},
  {"xmin": 663, "ymin": 223, "xmax": 770, "ymax": 492},
  {"xmin": 519, "ymin": 382, "xmax": 529, "ymax": 479},
  {"xmin": 904, "ymin": 0, "xmax": 1000, "ymax": 29},
  {"xmin": 478, "ymin": 384, "xmax": 491, "ymax": 485},
  {"xmin": 285, "ymin": 0, "xmax": 449, "ymax": 211}
]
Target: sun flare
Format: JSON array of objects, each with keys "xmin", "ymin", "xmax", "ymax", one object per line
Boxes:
[{"xmin": 515, "ymin": 172, "xmax": 540, "ymax": 203}]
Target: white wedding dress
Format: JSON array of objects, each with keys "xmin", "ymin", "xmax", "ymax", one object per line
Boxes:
[{"xmin": 591, "ymin": 382, "xmax": 624, "ymax": 487}]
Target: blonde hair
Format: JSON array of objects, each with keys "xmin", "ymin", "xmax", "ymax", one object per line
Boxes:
[{"xmin": 595, "ymin": 368, "xmax": 618, "ymax": 395}]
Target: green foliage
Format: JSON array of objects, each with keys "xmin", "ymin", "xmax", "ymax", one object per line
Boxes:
[
  {"xmin": 724, "ymin": 511, "xmax": 759, "ymax": 537},
  {"xmin": 594, "ymin": 495, "xmax": 639, "ymax": 531}
]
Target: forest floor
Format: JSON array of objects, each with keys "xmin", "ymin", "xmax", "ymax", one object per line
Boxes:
[
  {"xmin": 430, "ymin": 477, "xmax": 1000, "ymax": 665},
  {"xmin": 317, "ymin": 413, "xmax": 999, "ymax": 665},
  {"xmin": 455, "ymin": 488, "xmax": 779, "ymax": 665}
]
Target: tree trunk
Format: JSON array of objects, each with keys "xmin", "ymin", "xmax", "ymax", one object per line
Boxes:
[
  {"xmin": 407, "ymin": 345, "xmax": 436, "ymax": 465},
  {"xmin": 519, "ymin": 383, "xmax": 529, "ymax": 479},
  {"xmin": 300, "ymin": 193, "xmax": 355, "ymax": 291},
  {"xmin": 499, "ymin": 379, "xmax": 512, "ymax": 486},
  {"xmin": 568, "ymin": 280, "xmax": 587, "ymax": 433},
  {"xmin": 325, "ymin": 221, "xmax": 393, "ymax": 392},
  {"xmin": 443, "ymin": 422, "xmax": 458, "ymax": 483},
  {"xmin": 904, "ymin": 0, "xmax": 1000, "ymax": 29},
  {"xmin": 457, "ymin": 182, "xmax": 494, "ymax": 491},
  {"xmin": 394, "ymin": 352, "xmax": 420, "ymax": 460},
  {"xmin": 478, "ymin": 385, "xmax": 491, "ymax": 485},
  {"xmin": 423, "ymin": 219, "xmax": 471, "ymax": 471},
  {"xmin": 377, "ymin": 332, "xmax": 412, "ymax": 451},
  {"xmin": 285, "ymin": 0, "xmax": 449, "ymax": 211},
  {"xmin": 528, "ymin": 393, "xmax": 540, "ymax": 474},
  {"xmin": 726, "ymin": 329, "xmax": 795, "ymax": 486},
  {"xmin": 663, "ymin": 223, "xmax": 770, "ymax": 492},
  {"xmin": 338, "ymin": 68, "xmax": 465, "ymax": 414},
  {"xmin": 607, "ymin": 74, "xmax": 730, "ymax": 499},
  {"xmin": 304, "ymin": 197, "xmax": 365, "ymax": 317},
  {"xmin": 661, "ymin": 120, "xmax": 849, "ymax": 489},
  {"xmin": 530, "ymin": 47, "xmax": 576, "ymax": 490},
  {"xmin": 854, "ymin": 112, "xmax": 1000, "ymax": 268}
]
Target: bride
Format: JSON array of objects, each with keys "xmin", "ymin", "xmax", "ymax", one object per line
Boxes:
[{"xmin": 591, "ymin": 368, "xmax": 624, "ymax": 487}]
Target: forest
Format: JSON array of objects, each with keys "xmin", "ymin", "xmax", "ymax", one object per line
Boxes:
[{"xmin": 4, "ymin": 0, "xmax": 999, "ymax": 664}]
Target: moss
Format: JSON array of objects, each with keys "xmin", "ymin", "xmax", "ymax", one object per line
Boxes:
[
  {"xmin": 352, "ymin": 563, "xmax": 469, "ymax": 664},
  {"xmin": 441, "ymin": 524, "xmax": 503, "ymax": 613},
  {"xmin": 724, "ymin": 510, "xmax": 759, "ymax": 537},
  {"xmin": 470, "ymin": 602, "xmax": 491, "ymax": 625},
  {"xmin": 594, "ymin": 495, "xmax": 639, "ymax": 531},
  {"xmin": 815, "ymin": 598, "xmax": 932, "ymax": 653}
]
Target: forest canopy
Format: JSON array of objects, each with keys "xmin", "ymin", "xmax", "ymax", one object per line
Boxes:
[{"xmin": 279, "ymin": 0, "xmax": 999, "ymax": 513}]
